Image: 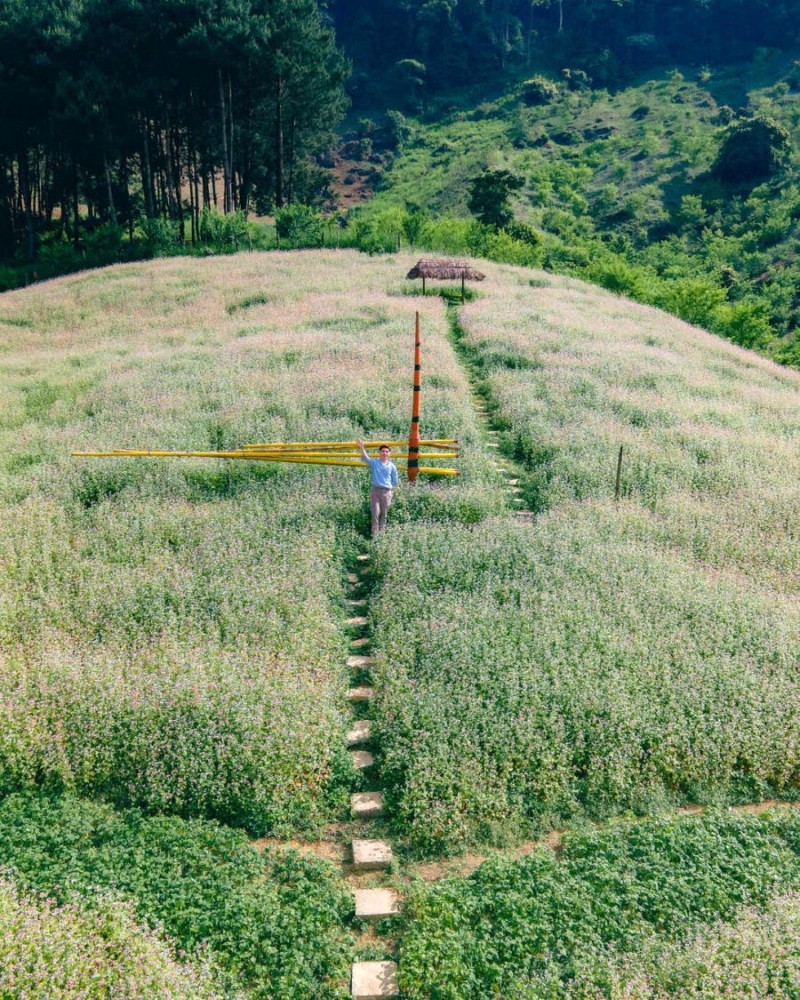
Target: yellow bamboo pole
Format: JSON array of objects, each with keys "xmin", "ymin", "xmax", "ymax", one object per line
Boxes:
[
  {"xmin": 243, "ymin": 439, "xmax": 458, "ymax": 450},
  {"xmin": 244, "ymin": 450, "xmax": 459, "ymax": 457},
  {"xmin": 72, "ymin": 449, "xmax": 458, "ymax": 475}
]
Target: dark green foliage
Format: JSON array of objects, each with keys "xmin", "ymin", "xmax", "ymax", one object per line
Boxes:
[
  {"xmin": 521, "ymin": 75, "xmax": 560, "ymax": 106},
  {"xmin": 468, "ymin": 170, "xmax": 524, "ymax": 229},
  {"xmin": 712, "ymin": 115, "xmax": 792, "ymax": 183},
  {"xmin": 276, "ymin": 204, "xmax": 325, "ymax": 247},
  {"xmin": 0, "ymin": 0, "xmax": 349, "ymax": 262},
  {"xmin": 397, "ymin": 810, "xmax": 800, "ymax": 998},
  {"xmin": 332, "ymin": 0, "xmax": 797, "ymax": 105},
  {"xmin": 0, "ymin": 792, "xmax": 352, "ymax": 999}
]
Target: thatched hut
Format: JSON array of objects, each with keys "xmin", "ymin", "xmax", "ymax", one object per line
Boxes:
[{"xmin": 406, "ymin": 258, "xmax": 485, "ymax": 299}]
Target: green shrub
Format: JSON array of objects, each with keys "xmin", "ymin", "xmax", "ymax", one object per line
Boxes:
[
  {"xmin": 198, "ymin": 209, "xmax": 249, "ymax": 248},
  {"xmin": 397, "ymin": 810, "xmax": 800, "ymax": 998},
  {"xmin": 0, "ymin": 876, "xmax": 220, "ymax": 998},
  {"xmin": 712, "ymin": 115, "xmax": 792, "ymax": 183},
  {"xmin": 0, "ymin": 792, "xmax": 352, "ymax": 999},
  {"xmin": 521, "ymin": 75, "xmax": 560, "ymax": 106},
  {"xmin": 275, "ymin": 204, "xmax": 324, "ymax": 247}
]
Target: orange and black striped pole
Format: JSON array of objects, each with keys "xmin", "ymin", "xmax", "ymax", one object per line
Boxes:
[{"xmin": 407, "ymin": 311, "xmax": 422, "ymax": 483}]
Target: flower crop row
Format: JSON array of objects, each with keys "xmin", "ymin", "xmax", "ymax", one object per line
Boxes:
[
  {"xmin": 396, "ymin": 808, "xmax": 800, "ymax": 998},
  {"xmin": 0, "ymin": 791, "xmax": 354, "ymax": 999},
  {"xmin": 0, "ymin": 251, "xmax": 497, "ymax": 834},
  {"xmin": 372, "ymin": 515, "xmax": 800, "ymax": 854}
]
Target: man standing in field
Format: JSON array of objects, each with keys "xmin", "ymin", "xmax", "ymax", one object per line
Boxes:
[{"xmin": 356, "ymin": 439, "xmax": 399, "ymax": 537}]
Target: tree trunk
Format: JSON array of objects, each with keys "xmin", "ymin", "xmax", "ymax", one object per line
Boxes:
[
  {"xmin": 227, "ymin": 74, "xmax": 236, "ymax": 210},
  {"xmin": 72, "ymin": 159, "xmax": 80, "ymax": 250},
  {"xmin": 219, "ymin": 68, "xmax": 231, "ymax": 213},
  {"xmin": 275, "ymin": 72, "xmax": 284, "ymax": 209},
  {"xmin": 19, "ymin": 152, "xmax": 35, "ymax": 262},
  {"xmin": 103, "ymin": 153, "xmax": 118, "ymax": 227},
  {"xmin": 141, "ymin": 122, "xmax": 155, "ymax": 218}
]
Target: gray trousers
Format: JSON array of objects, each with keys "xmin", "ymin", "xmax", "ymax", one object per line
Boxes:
[{"xmin": 370, "ymin": 486, "xmax": 393, "ymax": 536}]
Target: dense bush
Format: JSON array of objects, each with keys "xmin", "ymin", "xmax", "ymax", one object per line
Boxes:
[
  {"xmin": 397, "ymin": 810, "xmax": 800, "ymax": 998},
  {"xmin": 521, "ymin": 75, "xmax": 560, "ymax": 106},
  {"xmin": 712, "ymin": 115, "xmax": 792, "ymax": 183},
  {"xmin": 275, "ymin": 204, "xmax": 325, "ymax": 247},
  {"xmin": 0, "ymin": 792, "xmax": 353, "ymax": 998}
]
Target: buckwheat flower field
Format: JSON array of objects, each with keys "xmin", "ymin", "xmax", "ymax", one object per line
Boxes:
[
  {"xmin": 0, "ymin": 250, "xmax": 495, "ymax": 834},
  {"xmin": 0, "ymin": 877, "xmax": 221, "ymax": 998},
  {"xmin": 370, "ymin": 261, "xmax": 800, "ymax": 855},
  {"xmin": 396, "ymin": 808, "xmax": 800, "ymax": 998},
  {"xmin": 3, "ymin": 249, "xmax": 800, "ymax": 997}
]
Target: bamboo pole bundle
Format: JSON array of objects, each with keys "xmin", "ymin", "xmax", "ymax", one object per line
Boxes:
[{"xmin": 73, "ymin": 443, "xmax": 460, "ymax": 476}]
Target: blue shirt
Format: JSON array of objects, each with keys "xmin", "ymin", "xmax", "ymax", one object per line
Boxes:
[{"xmin": 365, "ymin": 456, "xmax": 398, "ymax": 488}]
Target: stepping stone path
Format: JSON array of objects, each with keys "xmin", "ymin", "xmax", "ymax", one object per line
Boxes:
[
  {"xmin": 347, "ymin": 654, "xmax": 375, "ymax": 669},
  {"xmin": 351, "ymin": 749, "xmax": 375, "ymax": 770},
  {"xmin": 343, "ymin": 551, "xmax": 399, "ymax": 997},
  {"xmin": 347, "ymin": 720, "xmax": 372, "ymax": 746},
  {"xmin": 352, "ymin": 838, "xmax": 393, "ymax": 870},
  {"xmin": 351, "ymin": 791, "xmax": 385, "ymax": 818},
  {"xmin": 337, "ymin": 329, "xmax": 534, "ymax": 996},
  {"xmin": 354, "ymin": 888, "xmax": 400, "ymax": 919},
  {"xmin": 351, "ymin": 961, "xmax": 398, "ymax": 999},
  {"xmin": 347, "ymin": 686, "xmax": 375, "ymax": 702}
]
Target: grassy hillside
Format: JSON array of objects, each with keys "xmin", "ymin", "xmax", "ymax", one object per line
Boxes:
[
  {"xmin": 2, "ymin": 250, "xmax": 799, "ymax": 995},
  {"xmin": 353, "ymin": 52, "xmax": 800, "ymax": 361},
  {"xmin": 367, "ymin": 259, "xmax": 800, "ymax": 855},
  {"xmin": 0, "ymin": 250, "xmax": 495, "ymax": 835}
]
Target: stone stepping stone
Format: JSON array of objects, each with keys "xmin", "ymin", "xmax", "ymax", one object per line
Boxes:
[
  {"xmin": 510, "ymin": 486, "xmax": 523, "ymax": 494},
  {"xmin": 346, "ymin": 599, "xmax": 367, "ymax": 608},
  {"xmin": 487, "ymin": 429, "xmax": 499, "ymax": 435},
  {"xmin": 487, "ymin": 442, "xmax": 499, "ymax": 448},
  {"xmin": 346, "ymin": 616, "xmax": 369, "ymax": 626},
  {"xmin": 351, "ymin": 960, "xmax": 398, "ymax": 999},
  {"xmin": 347, "ymin": 655, "xmax": 375, "ymax": 669},
  {"xmin": 356, "ymin": 553, "xmax": 371, "ymax": 562},
  {"xmin": 359, "ymin": 566, "xmax": 372, "ymax": 576},
  {"xmin": 352, "ymin": 839, "xmax": 393, "ymax": 871},
  {"xmin": 513, "ymin": 511, "xmax": 535, "ymax": 522},
  {"xmin": 351, "ymin": 791, "xmax": 385, "ymax": 818},
  {"xmin": 347, "ymin": 573, "xmax": 360, "ymax": 584},
  {"xmin": 347, "ymin": 686, "xmax": 375, "ymax": 702},
  {"xmin": 350, "ymin": 636, "xmax": 371, "ymax": 649},
  {"xmin": 354, "ymin": 888, "xmax": 400, "ymax": 919},
  {"xmin": 512, "ymin": 497, "xmax": 525, "ymax": 505},
  {"xmin": 507, "ymin": 478, "xmax": 519, "ymax": 485},
  {"xmin": 351, "ymin": 750, "xmax": 375, "ymax": 770},
  {"xmin": 346, "ymin": 720, "xmax": 372, "ymax": 746}
]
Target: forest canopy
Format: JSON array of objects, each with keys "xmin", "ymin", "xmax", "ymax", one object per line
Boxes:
[
  {"xmin": 0, "ymin": 0, "xmax": 349, "ymax": 259},
  {"xmin": 331, "ymin": 0, "xmax": 800, "ymax": 100}
]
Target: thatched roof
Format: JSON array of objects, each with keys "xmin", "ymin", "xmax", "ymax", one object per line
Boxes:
[{"xmin": 406, "ymin": 258, "xmax": 486, "ymax": 281}]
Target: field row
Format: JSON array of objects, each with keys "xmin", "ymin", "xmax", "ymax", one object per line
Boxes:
[{"xmin": 0, "ymin": 252, "xmax": 498, "ymax": 835}]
